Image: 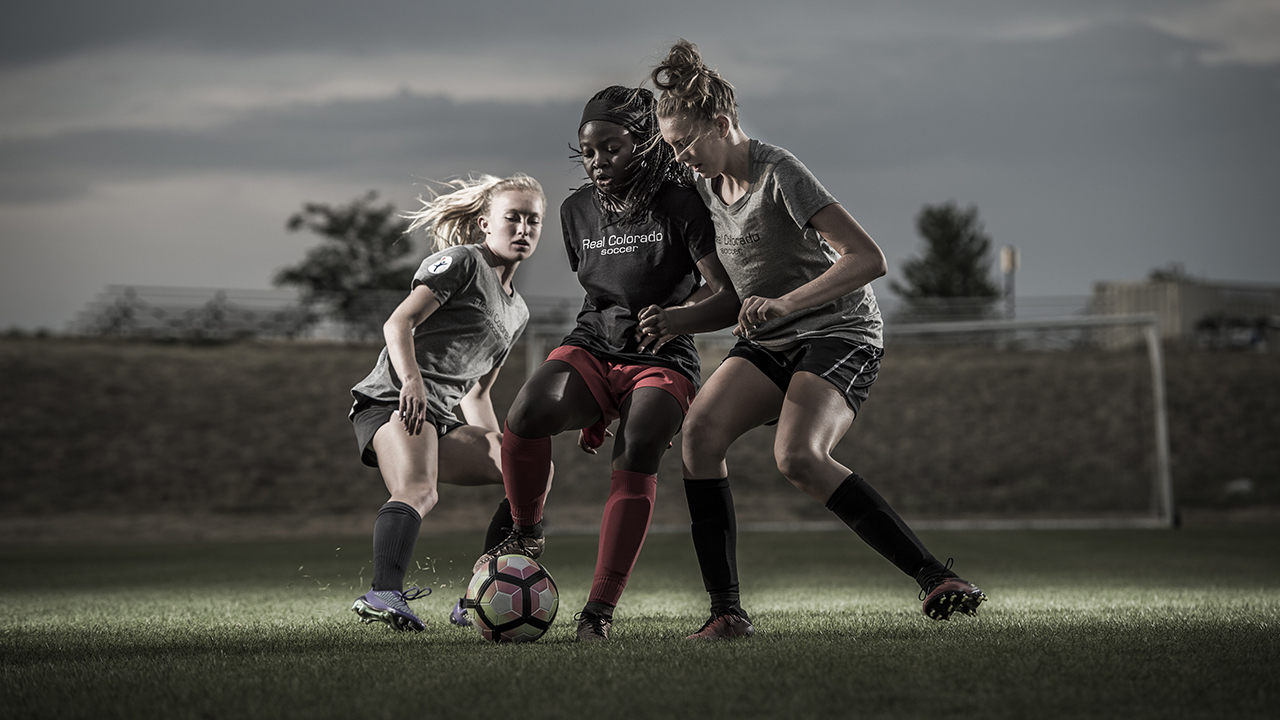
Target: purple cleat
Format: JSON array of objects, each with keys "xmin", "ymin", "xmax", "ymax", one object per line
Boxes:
[
  {"xmin": 351, "ymin": 587, "xmax": 431, "ymax": 632},
  {"xmin": 449, "ymin": 597, "xmax": 473, "ymax": 628}
]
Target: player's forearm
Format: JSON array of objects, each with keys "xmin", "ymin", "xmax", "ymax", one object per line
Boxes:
[
  {"xmin": 383, "ymin": 316, "xmax": 423, "ymax": 390},
  {"xmin": 779, "ymin": 252, "xmax": 886, "ymax": 313},
  {"xmin": 664, "ymin": 287, "xmax": 742, "ymax": 335}
]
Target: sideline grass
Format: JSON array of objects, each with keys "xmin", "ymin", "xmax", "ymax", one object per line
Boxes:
[{"xmin": 2, "ymin": 527, "xmax": 1277, "ymax": 719}]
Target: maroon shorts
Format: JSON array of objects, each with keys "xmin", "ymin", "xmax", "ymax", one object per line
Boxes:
[{"xmin": 546, "ymin": 345, "xmax": 696, "ymax": 431}]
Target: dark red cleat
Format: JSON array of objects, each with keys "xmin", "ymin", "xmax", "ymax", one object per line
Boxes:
[
  {"xmin": 921, "ymin": 577, "xmax": 986, "ymax": 620},
  {"xmin": 686, "ymin": 610, "xmax": 755, "ymax": 640}
]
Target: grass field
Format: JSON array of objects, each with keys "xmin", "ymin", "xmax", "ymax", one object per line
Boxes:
[{"xmin": 3, "ymin": 526, "xmax": 1277, "ymax": 719}]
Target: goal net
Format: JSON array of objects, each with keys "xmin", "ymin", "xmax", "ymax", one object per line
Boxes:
[{"xmin": 693, "ymin": 313, "xmax": 1175, "ymax": 531}]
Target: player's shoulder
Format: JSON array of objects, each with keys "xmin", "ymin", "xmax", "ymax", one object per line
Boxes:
[
  {"xmin": 561, "ymin": 185, "xmax": 596, "ymax": 213},
  {"xmin": 753, "ymin": 139, "xmax": 809, "ymax": 177},
  {"xmin": 418, "ymin": 243, "xmax": 480, "ymax": 278}
]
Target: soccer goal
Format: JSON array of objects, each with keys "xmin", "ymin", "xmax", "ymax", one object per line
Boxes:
[
  {"xmin": 862, "ymin": 312, "xmax": 1175, "ymax": 530},
  {"xmin": 521, "ymin": 302, "xmax": 1175, "ymax": 532}
]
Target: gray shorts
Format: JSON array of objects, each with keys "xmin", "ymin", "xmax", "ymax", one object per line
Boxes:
[
  {"xmin": 349, "ymin": 394, "xmax": 463, "ymax": 467},
  {"xmin": 725, "ymin": 336, "xmax": 883, "ymax": 417}
]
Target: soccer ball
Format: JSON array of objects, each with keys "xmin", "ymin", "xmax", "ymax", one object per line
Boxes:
[{"xmin": 465, "ymin": 554, "xmax": 559, "ymax": 642}]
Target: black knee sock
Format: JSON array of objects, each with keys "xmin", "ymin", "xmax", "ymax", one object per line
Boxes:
[
  {"xmin": 483, "ymin": 497, "xmax": 514, "ymax": 552},
  {"xmin": 684, "ymin": 477, "xmax": 741, "ymax": 613},
  {"xmin": 371, "ymin": 501, "xmax": 422, "ymax": 591},
  {"xmin": 825, "ymin": 473, "xmax": 952, "ymax": 588}
]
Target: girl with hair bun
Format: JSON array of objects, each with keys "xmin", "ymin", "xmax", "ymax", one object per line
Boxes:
[
  {"xmin": 348, "ymin": 173, "xmax": 546, "ymax": 633},
  {"xmin": 646, "ymin": 39, "xmax": 987, "ymax": 639},
  {"xmin": 473, "ymin": 85, "xmax": 738, "ymax": 642}
]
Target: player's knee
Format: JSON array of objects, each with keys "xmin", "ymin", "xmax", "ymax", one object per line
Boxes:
[
  {"xmin": 775, "ymin": 444, "xmax": 825, "ymax": 489},
  {"xmin": 680, "ymin": 411, "xmax": 730, "ymax": 464},
  {"xmin": 399, "ymin": 485, "xmax": 439, "ymax": 518},
  {"xmin": 505, "ymin": 395, "xmax": 563, "ymax": 438},
  {"xmin": 614, "ymin": 441, "xmax": 666, "ymax": 474}
]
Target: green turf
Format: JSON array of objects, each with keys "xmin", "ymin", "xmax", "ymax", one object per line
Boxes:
[{"xmin": 2, "ymin": 527, "xmax": 1278, "ymax": 719}]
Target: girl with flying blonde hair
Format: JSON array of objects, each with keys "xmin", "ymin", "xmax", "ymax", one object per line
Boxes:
[{"xmin": 348, "ymin": 173, "xmax": 547, "ymax": 632}]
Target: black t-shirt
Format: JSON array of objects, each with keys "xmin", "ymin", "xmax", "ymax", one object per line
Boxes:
[{"xmin": 559, "ymin": 181, "xmax": 718, "ymax": 386}]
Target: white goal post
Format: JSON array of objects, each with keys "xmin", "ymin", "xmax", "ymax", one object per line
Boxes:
[{"xmin": 881, "ymin": 313, "xmax": 1174, "ymax": 530}]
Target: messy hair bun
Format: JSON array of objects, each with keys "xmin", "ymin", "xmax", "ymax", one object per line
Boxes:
[{"xmin": 651, "ymin": 39, "xmax": 738, "ymax": 127}]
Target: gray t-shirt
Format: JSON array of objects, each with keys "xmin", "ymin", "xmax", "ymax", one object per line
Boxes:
[
  {"xmin": 697, "ymin": 139, "xmax": 883, "ymax": 350},
  {"xmin": 350, "ymin": 244, "xmax": 529, "ymax": 425}
]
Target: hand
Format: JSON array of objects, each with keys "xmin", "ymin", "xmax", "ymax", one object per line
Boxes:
[
  {"xmin": 637, "ymin": 305, "xmax": 678, "ymax": 353},
  {"xmin": 578, "ymin": 424, "xmax": 613, "ymax": 454},
  {"xmin": 735, "ymin": 295, "xmax": 791, "ymax": 336},
  {"xmin": 397, "ymin": 378, "xmax": 429, "ymax": 436}
]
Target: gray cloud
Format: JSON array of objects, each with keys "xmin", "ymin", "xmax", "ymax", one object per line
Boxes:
[
  {"xmin": 0, "ymin": 94, "xmax": 583, "ymax": 203},
  {"xmin": 1, "ymin": 1, "xmax": 1277, "ymax": 331}
]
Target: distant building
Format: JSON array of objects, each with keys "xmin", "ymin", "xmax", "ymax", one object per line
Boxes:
[{"xmin": 1092, "ymin": 278, "xmax": 1279, "ymax": 349}]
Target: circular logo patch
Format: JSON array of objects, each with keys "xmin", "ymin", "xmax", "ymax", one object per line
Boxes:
[{"xmin": 427, "ymin": 255, "xmax": 453, "ymax": 274}]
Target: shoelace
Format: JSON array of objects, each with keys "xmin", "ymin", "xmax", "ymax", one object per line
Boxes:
[
  {"xmin": 400, "ymin": 586, "xmax": 432, "ymax": 603},
  {"xmin": 917, "ymin": 558, "xmax": 957, "ymax": 601},
  {"xmin": 482, "ymin": 529, "xmax": 530, "ymax": 559},
  {"xmin": 575, "ymin": 612, "xmax": 609, "ymax": 637}
]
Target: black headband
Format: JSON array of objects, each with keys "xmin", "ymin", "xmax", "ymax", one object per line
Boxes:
[{"xmin": 579, "ymin": 97, "xmax": 648, "ymax": 136}]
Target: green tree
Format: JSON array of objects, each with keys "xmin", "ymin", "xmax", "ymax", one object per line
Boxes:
[
  {"xmin": 274, "ymin": 191, "xmax": 417, "ymax": 335},
  {"xmin": 889, "ymin": 202, "xmax": 1000, "ymax": 319}
]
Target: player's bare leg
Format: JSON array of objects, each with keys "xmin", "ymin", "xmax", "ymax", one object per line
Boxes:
[
  {"xmin": 778, "ymin": 372, "xmax": 985, "ymax": 620},
  {"xmin": 681, "ymin": 358, "xmax": 783, "ymax": 639},
  {"xmin": 351, "ymin": 416, "xmax": 439, "ymax": 632},
  {"xmin": 474, "ymin": 360, "xmax": 602, "ymax": 573},
  {"xmin": 576, "ymin": 387, "xmax": 684, "ymax": 641}
]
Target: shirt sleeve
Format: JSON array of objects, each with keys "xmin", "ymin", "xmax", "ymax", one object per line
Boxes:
[
  {"xmin": 412, "ymin": 245, "xmax": 477, "ymax": 305},
  {"xmin": 770, "ymin": 151, "xmax": 839, "ymax": 230}
]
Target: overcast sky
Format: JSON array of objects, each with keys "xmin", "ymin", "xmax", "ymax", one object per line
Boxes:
[{"xmin": 2, "ymin": 0, "xmax": 1277, "ymax": 330}]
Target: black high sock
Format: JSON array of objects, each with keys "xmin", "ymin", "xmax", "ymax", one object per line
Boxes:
[
  {"xmin": 582, "ymin": 600, "xmax": 614, "ymax": 620},
  {"xmin": 483, "ymin": 497, "xmax": 514, "ymax": 552},
  {"xmin": 371, "ymin": 501, "xmax": 422, "ymax": 591},
  {"xmin": 684, "ymin": 477, "xmax": 741, "ymax": 614},
  {"xmin": 825, "ymin": 473, "xmax": 951, "ymax": 588}
]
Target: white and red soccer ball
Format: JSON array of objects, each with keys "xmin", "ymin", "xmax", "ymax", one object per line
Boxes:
[{"xmin": 465, "ymin": 554, "xmax": 559, "ymax": 642}]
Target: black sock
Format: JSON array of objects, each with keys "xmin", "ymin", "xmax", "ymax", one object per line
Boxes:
[
  {"xmin": 483, "ymin": 497, "xmax": 514, "ymax": 552},
  {"xmin": 684, "ymin": 477, "xmax": 741, "ymax": 614},
  {"xmin": 582, "ymin": 600, "xmax": 614, "ymax": 620},
  {"xmin": 515, "ymin": 520, "xmax": 544, "ymax": 538},
  {"xmin": 371, "ymin": 501, "xmax": 422, "ymax": 591},
  {"xmin": 825, "ymin": 473, "xmax": 950, "ymax": 588}
]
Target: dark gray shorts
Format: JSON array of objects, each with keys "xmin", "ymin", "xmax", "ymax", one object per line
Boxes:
[
  {"xmin": 725, "ymin": 337, "xmax": 883, "ymax": 417},
  {"xmin": 349, "ymin": 395, "xmax": 463, "ymax": 467}
]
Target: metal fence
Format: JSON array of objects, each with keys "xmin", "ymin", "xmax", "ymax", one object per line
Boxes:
[
  {"xmin": 70, "ymin": 286, "xmax": 317, "ymax": 341},
  {"xmin": 70, "ymin": 286, "xmax": 1270, "ymax": 353}
]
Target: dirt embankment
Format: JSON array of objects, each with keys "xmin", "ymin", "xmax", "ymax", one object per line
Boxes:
[{"xmin": 2, "ymin": 337, "xmax": 1275, "ymax": 543}]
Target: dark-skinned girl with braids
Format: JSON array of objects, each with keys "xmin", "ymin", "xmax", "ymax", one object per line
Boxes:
[{"xmin": 472, "ymin": 85, "xmax": 739, "ymax": 641}]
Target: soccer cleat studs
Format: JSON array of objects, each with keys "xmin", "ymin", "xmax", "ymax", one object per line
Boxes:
[
  {"xmin": 351, "ymin": 587, "xmax": 432, "ymax": 632},
  {"xmin": 920, "ymin": 578, "xmax": 987, "ymax": 620}
]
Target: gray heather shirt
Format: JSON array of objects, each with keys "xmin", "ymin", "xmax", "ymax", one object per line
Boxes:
[
  {"xmin": 350, "ymin": 244, "xmax": 528, "ymax": 425},
  {"xmin": 696, "ymin": 139, "xmax": 883, "ymax": 350}
]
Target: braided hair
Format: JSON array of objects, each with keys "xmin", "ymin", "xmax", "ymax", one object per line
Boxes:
[{"xmin": 573, "ymin": 85, "xmax": 694, "ymax": 228}]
